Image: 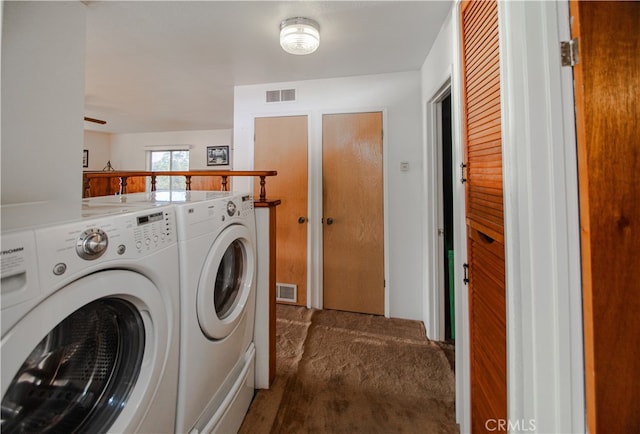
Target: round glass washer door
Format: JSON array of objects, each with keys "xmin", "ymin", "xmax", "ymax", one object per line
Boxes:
[
  {"xmin": 1, "ymin": 270, "xmax": 171, "ymax": 434},
  {"xmin": 197, "ymin": 224, "xmax": 255, "ymax": 340}
]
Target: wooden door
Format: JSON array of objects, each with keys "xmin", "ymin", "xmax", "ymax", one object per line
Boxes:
[
  {"xmin": 254, "ymin": 116, "xmax": 308, "ymax": 306},
  {"xmin": 571, "ymin": 2, "xmax": 640, "ymax": 431},
  {"xmin": 460, "ymin": 0, "xmax": 507, "ymax": 431},
  {"xmin": 322, "ymin": 112, "xmax": 384, "ymax": 315}
]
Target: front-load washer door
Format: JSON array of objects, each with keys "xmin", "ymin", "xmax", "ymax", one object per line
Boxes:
[
  {"xmin": 1, "ymin": 270, "xmax": 171, "ymax": 434},
  {"xmin": 196, "ymin": 224, "xmax": 255, "ymax": 340}
]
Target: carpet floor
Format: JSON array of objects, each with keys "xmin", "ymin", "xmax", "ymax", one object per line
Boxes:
[{"xmin": 239, "ymin": 305, "xmax": 458, "ymax": 434}]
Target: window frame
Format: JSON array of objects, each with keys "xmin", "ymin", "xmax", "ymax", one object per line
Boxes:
[{"xmin": 148, "ymin": 150, "xmax": 190, "ymax": 191}]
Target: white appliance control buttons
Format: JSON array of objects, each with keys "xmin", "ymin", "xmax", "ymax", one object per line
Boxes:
[
  {"xmin": 132, "ymin": 210, "xmax": 173, "ymax": 252},
  {"xmin": 53, "ymin": 263, "xmax": 67, "ymax": 276},
  {"xmin": 76, "ymin": 228, "xmax": 108, "ymax": 260}
]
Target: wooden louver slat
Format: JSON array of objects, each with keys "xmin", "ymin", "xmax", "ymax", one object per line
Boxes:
[{"xmin": 462, "ymin": 1, "xmax": 504, "ymax": 238}]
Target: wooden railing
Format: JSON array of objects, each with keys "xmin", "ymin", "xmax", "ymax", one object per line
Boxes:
[{"xmin": 83, "ymin": 170, "xmax": 277, "ymax": 201}]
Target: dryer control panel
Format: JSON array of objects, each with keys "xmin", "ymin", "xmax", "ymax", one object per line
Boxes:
[
  {"xmin": 174, "ymin": 193, "xmax": 255, "ymax": 241},
  {"xmin": 224, "ymin": 195, "xmax": 254, "ymax": 218},
  {"xmin": 222, "ymin": 195, "xmax": 254, "ymax": 223},
  {"xmin": 239, "ymin": 194, "xmax": 254, "ymax": 213}
]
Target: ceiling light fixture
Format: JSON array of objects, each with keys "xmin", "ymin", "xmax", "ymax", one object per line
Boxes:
[{"xmin": 280, "ymin": 17, "xmax": 320, "ymax": 55}]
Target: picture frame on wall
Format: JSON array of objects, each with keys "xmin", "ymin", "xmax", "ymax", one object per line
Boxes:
[
  {"xmin": 83, "ymin": 149, "xmax": 89, "ymax": 168},
  {"xmin": 207, "ymin": 145, "xmax": 229, "ymax": 166}
]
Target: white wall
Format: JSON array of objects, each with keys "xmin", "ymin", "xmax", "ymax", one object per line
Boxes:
[
  {"xmin": 420, "ymin": 9, "xmax": 473, "ymax": 431},
  {"xmin": 420, "ymin": 10, "xmax": 455, "ymax": 340},
  {"xmin": 1, "ymin": 1, "xmax": 86, "ymax": 204},
  {"xmin": 83, "ymin": 131, "xmax": 112, "ymax": 171},
  {"xmin": 234, "ymin": 72, "xmax": 424, "ymax": 320},
  {"xmin": 109, "ymin": 129, "xmax": 232, "ymax": 170}
]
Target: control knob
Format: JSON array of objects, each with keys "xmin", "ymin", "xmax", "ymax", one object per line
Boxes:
[
  {"xmin": 226, "ymin": 201, "xmax": 237, "ymax": 217},
  {"xmin": 76, "ymin": 228, "xmax": 108, "ymax": 260}
]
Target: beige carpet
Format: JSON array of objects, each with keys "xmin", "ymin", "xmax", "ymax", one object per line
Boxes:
[{"xmin": 239, "ymin": 305, "xmax": 458, "ymax": 434}]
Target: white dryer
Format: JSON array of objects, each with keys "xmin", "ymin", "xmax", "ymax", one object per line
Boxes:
[
  {"xmin": 176, "ymin": 192, "xmax": 257, "ymax": 434},
  {"xmin": 1, "ymin": 201, "xmax": 180, "ymax": 434},
  {"xmin": 88, "ymin": 191, "xmax": 258, "ymax": 433}
]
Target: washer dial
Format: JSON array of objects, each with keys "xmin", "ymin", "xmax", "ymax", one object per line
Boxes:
[
  {"xmin": 226, "ymin": 201, "xmax": 237, "ymax": 217},
  {"xmin": 76, "ymin": 228, "xmax": 108, "ymax": 260}
]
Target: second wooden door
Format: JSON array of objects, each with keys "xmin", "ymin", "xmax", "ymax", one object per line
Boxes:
[{"xmin": 322, "ymin": 112, "xmax": 384, "ymax": 315}]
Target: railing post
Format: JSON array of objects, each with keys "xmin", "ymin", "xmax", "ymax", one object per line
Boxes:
[
  {"xmin": 83, "ymin": 175, "xmax": 91, "ymax": 198},
  {"xmin": 221, "ymin": 175, "xmax": 229, "ymax": 191},
  {"xmin": 259, "ymin": 176, "xmax": 267, "ymax": 201},
  {"xmin": 151, "ymin": 175, "xmax": 157, "ymax": 192},
  {"xmin": 119, "ymin": 176, "xmax": 128, "ymax": 195},
  {"xmin": 185, "ymin": 175, "xmax": 192, "ymax": 191}
]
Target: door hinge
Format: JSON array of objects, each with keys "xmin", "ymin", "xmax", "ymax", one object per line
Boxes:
[
  {"xmin": 561, "ymin": 38, "xmax": 579, "ymax": 67},
  {"xmin": 460, "ymin": 162, "xmax": 468, "ymax": 184},
  {"xmin": 463, "ymin": 263, "xmax": 469, "ymax": 285}
]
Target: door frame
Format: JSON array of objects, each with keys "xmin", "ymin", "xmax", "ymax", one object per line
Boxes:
[
  {"xmin": 311, "ymin": 108, "xmax": 390, "ymax": 317},
  {"xmin": 497, "ymin": 1, "xmax": 585, "ymax": 432},
  {"xmin": 425, "ymin": 79, "xmax": 452, "ymax": 342}
]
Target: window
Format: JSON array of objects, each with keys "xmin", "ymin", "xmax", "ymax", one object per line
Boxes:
[{"xmin": 149, "ymin": 150, "xmax": 189, "ymax": 190}]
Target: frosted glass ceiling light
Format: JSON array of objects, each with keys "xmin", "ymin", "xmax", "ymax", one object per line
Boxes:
[{"xmin": 280, "ymin": 17, "xmax": 320, "ymax": 55}]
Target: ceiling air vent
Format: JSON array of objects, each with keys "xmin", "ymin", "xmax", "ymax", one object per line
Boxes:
[{"xmin": 265, "ymin": 89, "xmax": 296, "ymax": 103}]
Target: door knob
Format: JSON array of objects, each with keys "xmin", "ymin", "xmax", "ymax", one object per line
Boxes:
[
  {"xmin": 326, "ymin": 217, "xmax": 334, "ymax": 225},
  {"xmin": 298, "ymin": 216, "xmax": 307, "ymax": 224}
]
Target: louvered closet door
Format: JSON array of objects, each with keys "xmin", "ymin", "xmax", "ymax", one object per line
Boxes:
[{"xmin": 460, "ymin": 0, "xmax": 507, "ymax": 432}]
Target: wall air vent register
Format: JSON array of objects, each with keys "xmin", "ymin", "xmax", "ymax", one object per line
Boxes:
[
  {"xmin": 265, "ymin": 89, "xmax": 296, "ymax": 103},
  {"xmin": 276, "ymin": 283, "xmax": 297, "ymax": 302}
]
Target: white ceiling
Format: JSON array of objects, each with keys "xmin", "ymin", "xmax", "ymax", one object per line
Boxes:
[{"xmin": 84, "ymin": 1, "xmax": 452, "ymax": 134}]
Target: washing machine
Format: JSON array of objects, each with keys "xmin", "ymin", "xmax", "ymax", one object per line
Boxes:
[
  {"xmin": 1, "ymin": 200, "xmax": 180, "ymax": 434},
  {"xmin": 87, "ymin": 191, "xmax": 258, "ymax": 434}
]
